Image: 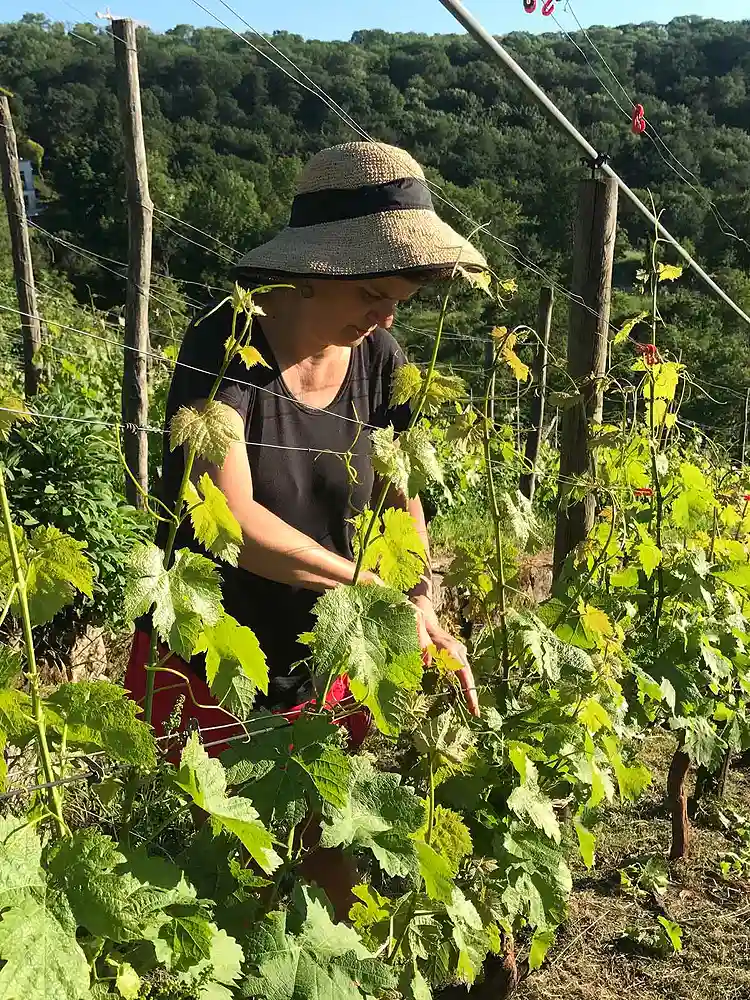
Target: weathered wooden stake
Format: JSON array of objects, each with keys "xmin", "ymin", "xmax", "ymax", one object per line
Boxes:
[
  {"xmin": 553, "ymin": 176, "xmax": 618, "ymax": 578},
  {"xmin": 0, "ymin": 97, "xmax": 43, "ymax": 398},
  {"xmin": 742, "ymin": 387, "xmax": 749, "ymax": 466},
  {"xmin": 112, "ymin": 18, "xmax": 152, "ymax": 508},
  {"xmin": 520, "ymin": 286, "xmax": 554, "ymax": 501}
]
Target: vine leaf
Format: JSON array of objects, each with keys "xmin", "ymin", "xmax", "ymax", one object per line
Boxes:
[
  {"xmin": 371, "ymin": 425, "xmax": 411, "ymax": 496},
  {"xmin": 528, "ymin": 928, "xmax": 555, "ymax": 971},
  {"xmin": 370, "ymin": 424, "xmax": 445, "ymax": 499},
  {"xmin": 175, "ymin": 734, "xmax": 281, "ymax": 874},
  {"xmin": 0, "ymin": 392, "xmax": 33, "ymax": 441},
  {"xmin": 613, "ymin": 311, "xmax": 649, "ymax": 345},
  {"xmin": 573, "ymin": 817, "xmax": 596, "ymax": 868},
  {"xmin": 45, "ymin": 681, "xmax": 157, "ymax": 769},
  {"xmin": 422, "ymin": 805, "xmax": 473, "ymax": 874},
  {"xmin": 400, "ymin": 423, "xmax": 445, "ymax": 497},
  {"xmin": 170, "ymin": 401, "xmax": 241, "ymax": 466},
  {"xmin": 115, "ymin": 963, "xmax": 141, "ymax": 999},
  {"xmin": 196, "ymin": 613, "xmax": 269, "ymax": 718},
  {"xmin": 421, "ymin": 371, "xmax": 465, "ymax": 416},
  {"xmin": 507, "ymin": 753, "xmax": 560, "ymax": 843},
  {"xmin": 658, "ymin": 263, "xmax": 683, "ymax": 282},
  {"xmin": 322, "ymin": 756, "xmax": 425, "ymax": 877},
  {"xmin": 415, "ymin": 841, "xmax": 454, "ymax": 904},
  {"xmin": 46, "ymin": 830, "xmax": 196, "ymax": 943},
  {"xmin": 305, "ymin": 583, "xmax": 422, "ymax": 735},
  {"xmin": 352, "ymin": 507, "xmax": 426, "ymax": 592},
  {"xmin": 125, "ymin": 544, "xmax": 222, "ymax": 659},
  {"xmin": 491, "ymin": 328, "xmax": 529, "ymax": 382},
  {"xmin": 0, "ymin": 895, "xmax": 91, "ymax": 1000},
  {"xmin": 223, "ymin": 714, "xmax": 351, "ymax": 827},
  {"xmin": 243, "ymin": 890, "xmax": 393, "ymax": 1000},
  {"xmin": 186, "ymin": 474, "xmax": 243, "ymax": 567},
  {"xmin": 0, "ymin": 816, "xmax": 44, "ymax": 907},
  {"xmin": 390, "ymin": 364, "xmax": 423, "ymax": 407},
  {"xmin": 0, "ymin": 524, "xmax": 94, "ymax": 627},
  {"xmin": 237, "ymin": 345, "xmax": 270, "ymax": 369}
]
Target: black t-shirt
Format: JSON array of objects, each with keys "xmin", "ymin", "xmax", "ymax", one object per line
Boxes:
[{"xmin": 154, "ymin": 300, "xmax": 410, "ymax": 707}]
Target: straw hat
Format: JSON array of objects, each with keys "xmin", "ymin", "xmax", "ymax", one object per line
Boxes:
[{"xmin": 234, "ymin": 142, "xmax": 487, "ymax": 279}]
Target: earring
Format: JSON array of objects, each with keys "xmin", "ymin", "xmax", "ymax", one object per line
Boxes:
[{"xmin": 299, "ymin": 282, "xmax": 314, "ymax": 299}]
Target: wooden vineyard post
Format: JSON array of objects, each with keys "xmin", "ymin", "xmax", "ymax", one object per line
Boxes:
[
  {"xmin": 520, "ymin": 286, "xmax": 553, "ymax": 501},
  {"xmin": 553, "ymin": 176, "xmax": 618, "ymax": 578},
  {"xmin": 112, "ymin": 18, "xmax": 152, "ymax": 508},
  {"xmin": 0, "ymin": 96, "xmax": 43, "ymax": 398}
]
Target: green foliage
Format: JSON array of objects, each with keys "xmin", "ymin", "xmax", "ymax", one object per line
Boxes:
[
  {"xmin": 303, "ymin": 583, "xmax": 423, "ymax": 734},
  {"xmin": 185, "ymin": 474, "xmax": 243, "ymax": 568},
  {"xmin": 175, "ymin": 734, "xmax": 281, "ymax": 874},
  {"xmin": 351, "ymin": 506, "xmax": 426, "ymax": 592}
]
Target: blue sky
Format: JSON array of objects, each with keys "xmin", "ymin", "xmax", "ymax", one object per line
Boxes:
[{"xmin": 3, "ymin": 0, "xmax": 737, "ymax": 39}]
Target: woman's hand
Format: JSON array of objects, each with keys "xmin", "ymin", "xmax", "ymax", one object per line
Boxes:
[{"xmin": 412, "ymin": 598, "xmax": 480, "ymax": 718}]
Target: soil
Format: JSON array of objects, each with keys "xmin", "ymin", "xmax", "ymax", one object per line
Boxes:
[{"xmin": 516, "ymin": 731, "xmax": 750, "ymax": 1000}]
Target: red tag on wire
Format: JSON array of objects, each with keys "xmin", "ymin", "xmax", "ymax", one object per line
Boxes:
[
  {"xmin": 632, "ymin": 103, "xmax": 647, "ymax": 134},
  {"xmin": 523, "ymin": 0, "xmax": 537, "ymax": 11},
  {"xmin": 542, "ymin": 0, "xmax": 555, "ymax": 13}
]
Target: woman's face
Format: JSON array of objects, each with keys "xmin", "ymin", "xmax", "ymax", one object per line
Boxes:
[{"xmin": 304, "ymin": 276, "xmax": 423, "ymax": 347}]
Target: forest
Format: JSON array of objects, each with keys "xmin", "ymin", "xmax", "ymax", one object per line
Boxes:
[
  {"xmin": 2, "ymin": 13, "xmax": 750, "ymax": 440},
  {"xmin": 1, "ymin": 11, "xmax": 750, "ymax": 1000}
]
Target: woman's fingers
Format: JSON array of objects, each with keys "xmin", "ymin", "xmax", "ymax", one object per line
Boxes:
[{"xmin": 456, "ymin": 664, "xmax": 480, "ymax": 718}]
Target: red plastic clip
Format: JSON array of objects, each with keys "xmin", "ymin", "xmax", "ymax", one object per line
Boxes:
[
  {"xmin": 523, "ymin": 0, "xmax": 537, "ymax": 12},
  {"xmin": 631, "ymin": 103, "xmax": 647, "ymax": 135},
  {"xmin": 542, "ymin": 0, "xmax": 555, "ymax": 14}
]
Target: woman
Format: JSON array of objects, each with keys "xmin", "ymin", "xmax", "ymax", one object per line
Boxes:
[{"xmin": 126, "ymin": 141, "xmax": 486, "ymax": 746}]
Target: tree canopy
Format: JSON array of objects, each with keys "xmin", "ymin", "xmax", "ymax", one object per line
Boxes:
[{"xmin": 1, "ymin": 13, "xmax": 750, "ymax": 440}]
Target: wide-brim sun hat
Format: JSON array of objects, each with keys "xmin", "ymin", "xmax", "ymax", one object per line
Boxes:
[{"xmin": 234, "ymin": 141, "xmax": 488, "ymax": 279}]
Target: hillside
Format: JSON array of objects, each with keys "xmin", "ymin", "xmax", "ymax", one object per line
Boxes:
[{"xmin": 2, "ymin": 13, "xmax": 750, "ymax": 437}]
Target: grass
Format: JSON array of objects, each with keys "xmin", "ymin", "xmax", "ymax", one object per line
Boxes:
[{"xmin": 517, "ymin": 731, "xmax": 750, "ymax": 1000}]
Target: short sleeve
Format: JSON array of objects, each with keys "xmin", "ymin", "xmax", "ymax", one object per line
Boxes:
[{"xmin": 369, "ymin": 327, "xmax": 412, "ymax": 433}]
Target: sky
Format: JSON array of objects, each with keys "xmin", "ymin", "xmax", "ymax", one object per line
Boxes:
[{"xmin": 3, "ymin": 0, "xmax": 741, "ymax": 40}]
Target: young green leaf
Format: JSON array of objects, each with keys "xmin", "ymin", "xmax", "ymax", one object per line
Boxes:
[
  {"xmin": 415, "ymin": 840, "xmax": 454, "ymax": 904},
  {"xmin": 46, "ymin": 681, "xmax": 157, "ymax": 769},
  {"xmin": 125, "ymin": 544, "xmax": 222, "ymax": 659},
  {"xmin": 0, "ymin": 392, "xmax": 33, "ymax": 441},
  {"xmin": 370, "ymin": 425, "xmax": 410, "ymax": 496},
  {"xmin": 175, "ymin": 734, "xmax": 281, "ymax": 873},
  {"xmin": 421, "ymin": 371, "xmax": 465, "ymax": 416},
  {"xmin": 573, "ymin": 817, "xmax": 596, "ymax": 868},
  {"xmin": 657, "ymin": 916, "xmax": 683, "ymax": 951},
  {"xmin": 400, "ymin": 422, "xmax": 445, "ymax": 497},
  {"xmin": 223, "ymin": 714, "xmax": 351, "ymax": 826},
  {"xmin": 528, "ymin": 927, "xmax": 555, "ymax": 970},
  {"xmin": 0, "ymin": 896, "xmax": 90, "ymax": 1000},
  {"xmin": 657, "ymin": 263, "xmax": 683, "ymax": 282},
  {"xmin": 186, "ymin": 473, "xmax": 243, "ymax": 567},
  {"xmin": 196, "ymin": 613, "xmax": 269, "ymax": 718},
  {"xmin": 390, "ymin": 363, "xmax": 423, "ymax": 407},
  {"xmin": 0, "ymin": 817, "xmax": 44, "ymax": 907},
  {"xmin": 353, "ymin": 507, "xmax": 426, "ymax": 592},
  {"xmin": 507, "ymin": 754, "xmax": 561, "ymax": 843},
  {"xmin": 237, "ymin": 345, "xmax": 270, "ymax": 369},
  {"xmin": 322, "ymin": 755, "xmax": 425, "ymax": 877},
  {"xmin": 115, "ymin": 962, "xmax": 141, "ymax": 999},
  {"xmin": 613, "ymin": 311, "xmax": 649, "ymax": 345},
  {"xmin": 170, "ymin": 400, "xmax": 242, "ymax": 466},
  {"xmin": 306, "ymin": 583, "xmax": 422, "ymax": 735},
  {"xmin": 0, "ymin": 524, "xmax": 94, "ymax": 626}
]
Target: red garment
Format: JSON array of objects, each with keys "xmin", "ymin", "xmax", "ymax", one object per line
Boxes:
[{"xmin": 124, "ymin": 630, "xmax": 370, "ymax": 757}]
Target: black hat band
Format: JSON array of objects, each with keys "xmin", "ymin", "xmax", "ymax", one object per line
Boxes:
[{"xmin": 288, "ymin": 177, "xmax": 434, "ymax": 228}]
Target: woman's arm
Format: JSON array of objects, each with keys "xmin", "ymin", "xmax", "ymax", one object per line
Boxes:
[{"xmin": 190, "ymin": 403, "xmax": 379, "ymax": 592}]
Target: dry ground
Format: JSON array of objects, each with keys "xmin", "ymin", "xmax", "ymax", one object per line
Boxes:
[{"xmin": 517, "ymin": 732, "xmax": 750, "ymax": 1000}]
